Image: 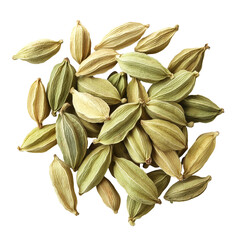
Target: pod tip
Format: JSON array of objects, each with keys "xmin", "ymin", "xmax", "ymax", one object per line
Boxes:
[
  {"xmin": 175, "ymin": 24, "xmax": 179, "ymax": 30},
  {"xmin": 17, "ymin": 146, "xmax": 22, "ymax": 151},
  {"xmin": 59, "ymin": 40, "xmax": 64, "ymax": 44},
  {"xmin": 145, "ymin": 24, "xmax": 150, "ymax": 28},
  {"xmin": 128, "ymin": 218, "xmax": 135, "ymax": 226}
]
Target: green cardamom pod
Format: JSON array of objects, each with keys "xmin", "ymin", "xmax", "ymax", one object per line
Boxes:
[
  {"xmin": 47, "ymin": 58, "xmax": 76, "ymax": 116},
  {"xmin": 135, "ymin": 25, "xmax": 179, "ymax": 54},
  {"xmin": 18, "ymin": 124, "xmax": 56, "ymax": 153},
  {"xmin": 12, "ymin": 39, "xmax": 63, "ymax": 64},
  {"xmin": 177, "ymin": 126, "xmax": 188, "ymax": 157},
  {"xmin": 113, "ymin": 141, "xmax": 132, "ymax": 160},
  {"xmin": 141, "ymin": 119, "xmax": 186, "ymax": 151},
  {"xmin": 113, "ymin": 156, "xmax": 160, "ymax": 205},
  {"xmin": 78, "ymin": 118, "xmax": 102, "ymax": 138},
  {"xmin": 76, "ymin": 145, "xmax": 112, "ymax": 195},
  {"xmin": 164, "ymin": 175, "xmax": 212, "ymax": 202},
  {"xmin": 168, "ymin": 44, "xmax": 210, "ymax": 73},
  {"xmin": 180, "ymin": 95, "xmax": 224, "ymax": 123},
  {"xmin": 183, "ymin": 132, "xmax": 219, "ymax": 179},
  {"xmin": 148, "ymin": 70, "xmax": 199, "ymax": 102},
  {"xmin": 77, "ymin": 76, "xmax": 127, "ymax": 105},
  {"xmin": 117, "ymin": 52, "xmax": 173, "ymax": 83}
]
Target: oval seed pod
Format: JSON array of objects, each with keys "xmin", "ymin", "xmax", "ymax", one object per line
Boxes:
[
  {"xmin": 128, "ymin": 170, "xmax": 170, "ymax": 226},
  {"xmin": 107, "ymin": 71, "xmax": 128, "ymax": 98},
  {"xmin": 148, "ymin": 70, "xmax": 199, "ymax": 102},
  {"xmin": 76, "ymin": 145, "xmax": 112, "ymax": 195},
  {"xmin": 183, "ymin": 132, "xmax": 219, "ymax": 179},
  {"xmin": 177, "ymin": 126, "xmax": 188, "ymax": 157},
  {"xmin": 47, "ymin": 58, "xmax": 76, "ymax": 116},
  {"xmin": 94, "ymin": 102, "xmax": 142, "ymax": 145},
  {"xmin": 152, "ymin": 145, "xmax": 183, "ymax": 180},
  {"xmin": 27, "ymin": 78, "xmax": 50, "ymax": 128},
  {"xmin": 77, "ymin": 76, "xmax": 127, "ymax": 105},
  {"xmin": 49, "ymin": 155, "xmax": 79, "ymax": 215},
  {"xmin": 180, "ymin": 95, "xmax": 224, "ymax": 123},
  {"xmin": 70, "ymin": 20, "xmax": 91, "ymax": 64},
  {"xmin": 94, "ymin": 22, "xmax": 149, "ymax": 50},
  {"xmin": 164, "ymin": 175, "xmax": 212, "ymax": 202},
  {"xmin": 76, "ymin": 49, "xmax": 119, "ymax": 77},
  {"xmin": 78, "ymin": 118, "xmax": 102, "ymax": 138},
  {"xmin": 124, "ymin": 125, "xmax": 152, "ymax": 164},
  {"xmin": 18, "ymin": 124, "xmax": 56, "ymax": 153},
  {"xmin": 168, "ymin": 44, "xmax": 210, "ymax": 73},
  {"xmin": 113, "ymin": 156, "xmax": 160, "ymax": 205},
  {"xmin": 113, "ymin": 141, "xmax": 132, "ymax": 160},
  {"xmin": 135, "ymin": 25, "xmax": 179, "ymax": 54},
  {"xmin": 70, "ymin": 88, "xmax": 110, "ymax": 123},
  {"xmin": 12, "ymin": 39, "xmax": 63, "ymax": 64},
  {"xmin": 97, "ymin": 177, "xmax": 121, "ymax": 214},
  {"xmin": 56, "ymin": 104, "xmax": 88, "ymax": 172},
  {"xmin": 141, "ymin": 119, "xmax": 186, "ymax": 151}
]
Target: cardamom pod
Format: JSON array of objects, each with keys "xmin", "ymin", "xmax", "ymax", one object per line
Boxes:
[
  {"xmin": 113, "ymin": 156, "xmax": 160, "ymax": 205},
  {"xmin": 76, "ymin": 145, "xmax": 112, "ymax": 195},
  {"xmin": 128, "ymin": 170, "xmax": 170, "ymax": 226},
  {"xmin": 107, "ymin": 71, "xmax": 128, "ymax": 98},
  {"xmin": 135, "ymin": 25, "xmax": 179, "ymax": 54},
  {"xmin": 70, "ymin": 88, "xmax": 110, "ymax": 123},
  {"xmin": 141, "ymin": 119, "xmax": 186, "ymax": 151},
  {"xmin": 152, "ymin": 145, "xmax": 183, "ymax": 180},
  {"xmin": 124, "ymin": 125, "xmax": 152, "ymax": 164},
  {"xmin": 177, "ymin": 126, "xmax": 188, "ymax": 157},
  {"xmin": 148, "ymin": 70, "xmax": 199, "ymax": 102},
  {"xmin": 183, "ymin": 132, "xmax": 219, "ymax": 179},
  {"xmin": 94, "ymin": 102, "xmax": 142, "ymax": 145},
  {"xmin": 117, "ymin": 52, "xmax": 173, "ymax": 83},
  {"xmin": 12, "ymin": 39, "xmax": 63, "ymax": 64},
  {"xmin": 18, "ymin": 124, "xmax": 56, "ymax": 153},
  {"xmin": 70, "ymin": 20, "xmax": 91, "ymax": 64},
  {"xmin": 164, "ymin": 175, "xmax": 212, "ymax": 202},
  {"xmin": 94, "ymin": 22, "xmax": 149, "ymax": 50},
  {"xmin": 56, "ymin": 104, "xmax": 88, "ymax": 172},
  {"xmin": 47, "ymin": 58, "xmax": 76, "ymax": 116},
  {"xmin": 77, "ymin": 76, "xmax": 127, "ymax": 105},
  {"xmin": 27, "ymin": 78, "xmax": 50, "ymax": 128},
  {"xmin": 76, "ymin": 49, "xmax": 119, "ymax": 77},
  {"xmin": 168, "ymin": 44, "xmax": 210, "ymax": 73},
  {"xmin": 97, "ymin": 177, "xmax": 121, "ymax": 214},
  {"xmin": 113, "ymin": 141, "xmax": 132, "ymax": 160},
  {"xmin": 49, "ymin": 155, "xmax": 79, "ymax": 215},
  {"xmin": 78, "ymin": 118, "xmax": 102, "ymax": 138},
  {"xmin": 180, "ymin": 95, "xmax": 224, "ymax": 123}
]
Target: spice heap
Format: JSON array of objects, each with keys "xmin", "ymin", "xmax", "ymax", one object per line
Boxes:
[{"xmin": 14, "ymin": 21, "xmax": 223, "ymax": 225}]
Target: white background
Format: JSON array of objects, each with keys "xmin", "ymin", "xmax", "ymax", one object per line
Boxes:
[{"xmin": 1, "ymin": 0, "xmax": 239, "ymax": 239}]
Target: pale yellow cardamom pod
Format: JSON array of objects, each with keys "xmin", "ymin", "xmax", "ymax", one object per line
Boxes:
[
  {"xmin": 183, "ymin": 132, "xmax": 219, "ymax": 179},
  {"xmin": 70, "ymin": 20, "xmax": 91, "ymax": 64},
  {"xmin": 12, "ymin": 39, "xmax": 63, "ymax": 64},
  {"xmin": 94, "ymin": 22, "xmax": 149, "ymax": 50},
  {"xmin": 49, "ymin": 155, "xmax": 79, "ymax": 216},
  {"xmin": 70, "ymin": 88, "xmax": 110, "ymax": 123},
  {"xmin": 135, "ymin": 25, "xmax": 179, "ymax": 54},
  {"xmin": 27, "ymin": 78, "xmax": 50, "ymax": 128}
]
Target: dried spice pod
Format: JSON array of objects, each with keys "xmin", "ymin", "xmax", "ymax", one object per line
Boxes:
[
  {"xmin": 97, "ymin": 177, "xmax": 121, "ymax": 214},
  {"xmin": 18, "ymin": 124, "xmax": 56, "ymax": 153},
  {"xmin": 70, "ymin": 20, "xmax": 91, "ymax": 64},
  {"xmin": 49, "ymin": 155, "xmax": 79, "ymax": 215},
  {"xmin": 76, "ymin": 145, "xmax": 112, "ymax": 195},
  {"xmin": 183, "ymin": 132, "xmax": 219, "ymax": 179},
  {"xmin": 77, "ymin": 76, "xmax": 127, "ymax": 105},
  {"xmin": 177, "ymin": 126, "xmax": 188, "ymax": 157},
  {"xmin": 78, "ymin": 118, "xmax": 102, "ymax": 138},
  {"xmin": 164, "ymin": 175, "xmax": 212, "ymax": 202},
  {"xmin": 135, "ymin": 25, "xmax": 179, "ymax": 54},
  {"xmin": 12, "ymin": 39, "xmax": 63, "ymax": 64},
  {"xmin": 27, "ymin": 78, "xmax": 50, "ymax": 128},
  {"xmin": 180, "ymin": 95, "xmax": 224, "ymax": 123},
  {"xmin": 94, "ymin": 22, "xmax": 149, "ymax": 50},
  {"xmin": 113, "ymin": 141, "xmax": 132, "ymax": 160},
  {"xmin": 47, "ymin": 58, "xmax": 76, "ymax": 116},
  {"xmin": 168, "ymin": 44, "xmax": 210, "ymax": 73},
  {"xmin": 76, "ymin": 49, "xmax": 119, "ymax": 77}
]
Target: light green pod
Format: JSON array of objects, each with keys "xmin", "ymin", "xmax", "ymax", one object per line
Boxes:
[
  {"xmin": 78, "ymin": 118, "xmax": 102, "ymax": 138},
  {"xmin": 177, "ymin": 126, "xmax": 188, "ymax": 157}
]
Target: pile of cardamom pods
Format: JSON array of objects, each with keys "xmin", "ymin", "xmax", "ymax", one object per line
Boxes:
[{"xmin": 14, "ymin": 21, "xmax": 223, "ymax": 225}]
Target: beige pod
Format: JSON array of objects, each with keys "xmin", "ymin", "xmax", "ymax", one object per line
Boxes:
[
  {"xmin": 94, "ymin": 22, "xmax": 149, "ymax": 50},
  {"xmin": 70, "ymin": 20, "xmax": 91, "ymax": 64},
  {"xmin": 177, "ymin": 126, "xmax": 188, "ymax": 157},
  {"xmin": 12, "ymin": 39, "xmax": 63, "ymax": 64},
  {"xmin": 97, "ymin": 177, "xmax": 121, "ymax": 214},
  {"xmin": 49, "ymin": 155, "xmax": 79, "ymax": 215},
  {"xmin": 27, "ymin": 78, "xmax": 50, "ymax": 128}
]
